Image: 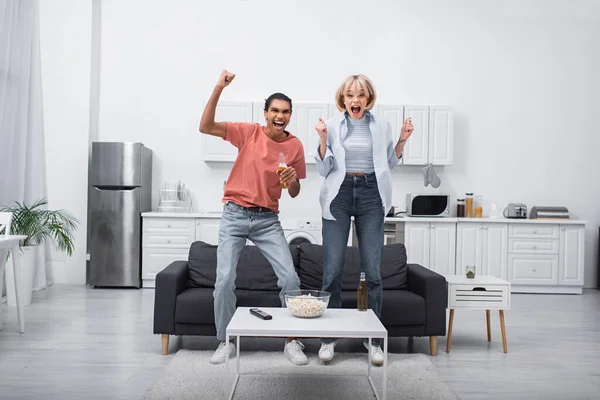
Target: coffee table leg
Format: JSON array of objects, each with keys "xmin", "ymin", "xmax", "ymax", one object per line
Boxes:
[
  {"xmin": 368, "ymin": 337, "xmax": 372, "ymax": 378},
  {"xmin": 226, "ymin": 334, "xmax": 239, "ymax": 400},
  {"xmin": 383, "ymin": 335, "xmax": 388, "ymax": 400},
  {"xmin": 236, "ymin": 336, "xmax": 240, "ymax": 374}
]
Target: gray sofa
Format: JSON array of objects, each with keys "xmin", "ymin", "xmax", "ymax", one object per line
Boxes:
[{"xmin": 153, "ymin": 241, "xmax": 447, "ymax": 355}]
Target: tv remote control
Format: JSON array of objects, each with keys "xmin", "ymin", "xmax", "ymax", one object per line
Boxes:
[{"xmin": 249, "ymin": 308, "xmax": 272, "ymax": 320}]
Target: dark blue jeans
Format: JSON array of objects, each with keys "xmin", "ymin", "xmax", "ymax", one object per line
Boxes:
[{"xmin": 321, "ymin": 172, "xmax": 384, "ymax": 346}]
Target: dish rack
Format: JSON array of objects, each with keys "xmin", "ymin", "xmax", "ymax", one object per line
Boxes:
[{"xmin": 157, "ymin": 181, "xmax": 192, "ymax": 213}]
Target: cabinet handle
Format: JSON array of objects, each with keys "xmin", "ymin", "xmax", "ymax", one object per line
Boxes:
[
  {"xmin": 560, "ymin": 227, "xmax": 565, "ymax": 231},
  {"xmin": 532, "ymin": 245, "xmax": 537, "ymax": 249},
  {"xmin": 167, "ymin": 224, "xmax": 171, "ymax": 228},
  {"xmin": 167, "ymin": 240, "xmax": 171, "ymax": 244},
  {"xmin": 431, "ymin": 225, "xmax": 436, "ymax": 229},
  {"xmin": 533, "ymin": 229, "xmax": 538, "ymax": 234},
  {"xmin": 532, "ymin": 268, "xmax": 537, "ymax": 272}
]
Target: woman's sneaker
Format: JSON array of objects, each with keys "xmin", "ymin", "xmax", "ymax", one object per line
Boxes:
[
  {"xmin": 363, "ymin": 342, "xmax": 384, "ymax": 365},
  {"xmin": 210, "ymin": 341, "xmax": 235, "ymax": 364},
  {"xmin": 283, "ymin": 339, "xmax": 309, "ymax": 365},
  {"xmin": 318, "ymin": 341, "xmax": 337, "ymax": 362}
]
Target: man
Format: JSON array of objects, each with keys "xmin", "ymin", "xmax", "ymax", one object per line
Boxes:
[{"xmin": 199, "ymin": 70, "xmax": 308, "ymax": 365}]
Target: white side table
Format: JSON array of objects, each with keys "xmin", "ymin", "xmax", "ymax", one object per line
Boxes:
[
  {"xmin": 0, "ymin": 235, "xmax": 28, "ymax": 333},
  {"xmin": 445, "ymin": 275, "xmax": 511, "ymax": 353}
]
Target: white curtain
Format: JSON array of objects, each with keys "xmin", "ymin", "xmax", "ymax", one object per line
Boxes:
[{"xmin": 0, "ymin": 0, "xmax": 50, "ymax": 292}]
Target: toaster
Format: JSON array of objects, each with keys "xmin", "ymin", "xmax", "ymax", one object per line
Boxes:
[
  {"xmin": 504, "ymin": 203, "xmax": 528, "ymax": 219},
  {"xmin": 406, "ymin": 194, "xmax": 450, "ymax": 217}
]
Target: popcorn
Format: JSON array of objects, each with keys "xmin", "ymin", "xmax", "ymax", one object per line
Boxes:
[{"xmin": 286, "ymin": 294, "xmax": 328, "ymax": 318}]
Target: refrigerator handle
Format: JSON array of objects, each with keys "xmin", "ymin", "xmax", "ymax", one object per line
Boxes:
[{"xmin": 94, "ymin": 186, "xmax": 138, "ymax": 191}]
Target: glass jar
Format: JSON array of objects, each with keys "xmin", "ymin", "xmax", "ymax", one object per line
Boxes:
[
  {"xmin": 465, "ymin": 193, "xmax": 474, "ymax": 218},
  {"xmin": 456, "ymin": 199, "xmax": 465, "ymax": 217},
  {"xmin": 465, "ymin": 265, "xmax": 476, "ymax": 279}
]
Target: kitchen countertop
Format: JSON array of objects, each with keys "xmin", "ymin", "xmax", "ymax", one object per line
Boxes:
[
  {"xmin": 142, "ymin": 211, "xmax": 223, "ymax": 218},
  {"xmin": 384, "ymin": 216, "xmax": 587, "ymax": 224}
]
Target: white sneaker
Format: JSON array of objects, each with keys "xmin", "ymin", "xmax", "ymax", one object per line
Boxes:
[
  {"xmin": 363, "ymin": 342, "xmax": 384, "ymax": 366},
  {"xmin": 210, "ymin": 341, "xmax": 235, "ymax": 364},
  {"xmin": 284, "ymin": 340, "xmax": 309, "ymax": 365},
  {"xmin": 319, "ymin": 341, "xmax": 337, "ymax": 362}
]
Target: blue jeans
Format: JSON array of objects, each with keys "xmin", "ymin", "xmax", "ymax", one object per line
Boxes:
[
  {"xmin": 213, "ymin": 202, "xmax": 301, "ymax": 341},
  {"xmin": 321, "ymin": 173, "xmax": 384, "ymax": 346}
]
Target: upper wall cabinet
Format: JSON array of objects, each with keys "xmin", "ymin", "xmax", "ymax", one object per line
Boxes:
[
  {"xmin": 201, "ymin": 102, "xmax": 253, "ymax": 162},
  {"xmin": 201, "ymin": 101, "xmax": 453, "ymax": 166},
  {"xmin": 402, "ymin": 105, "xmax": 454, "ymax": 166}
]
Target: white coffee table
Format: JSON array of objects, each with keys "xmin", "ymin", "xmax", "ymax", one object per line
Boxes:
[{"xmin": 225, "ymin": 307, "xmax": 388, "ymax": 400}]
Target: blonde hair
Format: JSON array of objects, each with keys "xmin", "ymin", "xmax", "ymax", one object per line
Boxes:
[{"xmin": 335, "ymin": 74, "xmax": 377, "ymax": 112}]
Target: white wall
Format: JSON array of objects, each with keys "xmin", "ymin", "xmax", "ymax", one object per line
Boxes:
[
  {"xmin": 42, "ymin": 0, "xmax": 600, "ymax": 287},
  {"xmin": 39, "ymin": 0, "xmax": 92, "ymax": 284}
]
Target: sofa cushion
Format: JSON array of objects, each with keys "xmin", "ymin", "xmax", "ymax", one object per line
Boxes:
[
  {"xmin": 340, "ymin": 290, "xmax": 425, "ymax": 325},
  {"xmin": 175, "ymin": 288, "xmax": 281, "ymax": 324},
  {"xmin": 175, "ymin": 288, "xmax": 215, "ymax": 324},
  {"xmin": 187, "ymin": 241, "xmax": 300, "ymax": 291},
  {"xmin": 297, "ymin": 243, "xmax": 408, "ymax": 291}
]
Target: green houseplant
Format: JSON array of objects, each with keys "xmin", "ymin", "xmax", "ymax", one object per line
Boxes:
[
  {"xmin": 0, "ymin": 198, "xmax": 79, "ymax": 306},
  {"xmin": 0, "ymin": 198, "xmax": 79, "ymax": 255}
]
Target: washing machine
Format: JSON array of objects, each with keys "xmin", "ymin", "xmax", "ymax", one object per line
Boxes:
[
  {"xmin": 281, "ymin": 219, "xmax": 322, "ymax": 246},
  {"xmin": 281, "ymin": 219, "xmax": 353, "ymax": 246}
]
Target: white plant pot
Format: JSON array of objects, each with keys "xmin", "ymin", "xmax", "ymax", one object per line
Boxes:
[{"xmin": 6, "ymin": 246, "xmax": 36, "ymax": 307}]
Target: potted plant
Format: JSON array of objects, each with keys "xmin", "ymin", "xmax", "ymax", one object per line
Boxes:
[
  {"xmin": 0, "ymin": 198, "xmax": 79, "ymax": 306},
  {"xmin": 465, "ymin": 266, "xmax": 476, "ymax": 279}
]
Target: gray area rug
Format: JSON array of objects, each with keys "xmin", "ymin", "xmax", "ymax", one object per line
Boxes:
[{"xmin": 144, "ymin": 349, "xmax": 459, "ymax": 400}]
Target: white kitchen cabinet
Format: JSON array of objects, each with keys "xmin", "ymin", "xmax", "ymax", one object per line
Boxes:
[
  {"xmin": 195, "ymin": 218, "xmax": 221, "ymax": 245},
  {"xmin": 405, "ymin": 221, "xmax": 456, "ymax": 276},
  {"xmin": 402, "ymin": 105, "xmax": 453, "ymax": 166},
  {"xmin": 201, "ymin": 102, "xmax": 253, "ymax": 162},
  {"xmin": 296, "ymin": 103, "xmax": 330, "ymax": 164},
  {"xmin": 378, "ymin": 105, "xmax": 404, "ymax": 145},
  {"xmin": 142, "ymin": 216, "xmax": 196, "ymax": 288},
  {"xmin": 456, "ymin": 222, "xmax": 508, "ymax": 280},
  {"xmin": 559, "ymin": 225, "xmax": 585, "ymax": 286},
  {"xmin": 142, "ymin": 247, "xmax": 190, "ymax": 288},
  {"xmin": 505, "ymin": 222, "xmax": 585, "ymax": 293},
  {"xmin": 401, "ymin": 105, "xmax": 428, "ymax": 165},
  {"xmin": 142, "ymin": 215, "xmax": 222, "ymax": 287}
]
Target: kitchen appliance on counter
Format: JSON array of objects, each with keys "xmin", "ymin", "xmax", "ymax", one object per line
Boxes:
[
  {"xmin": 503, "ymin": 203, "xmax": 527, "ymax": 219},
  {"xmin": 529, "ymin": 206, "xmax": 569, "ymax": 219},
  {"xmin": 87, "ymin": 142, "xmax": 152, "ymax": 288},
  {"xmin": 405, "ymin": 194, "xmax": 450, "ymax": 217}
]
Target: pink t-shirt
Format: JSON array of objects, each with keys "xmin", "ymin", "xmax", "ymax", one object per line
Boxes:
[{"xmin": 222, "ymin": 122, "xmax": 306, "ymax": 213}]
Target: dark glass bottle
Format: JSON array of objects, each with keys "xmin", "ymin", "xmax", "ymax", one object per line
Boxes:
[{"xmin": 357, "ymin": 272, "xmax": 368, "ymax": 311}]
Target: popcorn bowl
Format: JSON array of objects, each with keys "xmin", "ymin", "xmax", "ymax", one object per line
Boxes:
[{"xmin": 284, "ymin": 290, "xmax": 330, "ymax": 318}]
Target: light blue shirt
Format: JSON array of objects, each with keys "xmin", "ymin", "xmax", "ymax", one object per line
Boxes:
[
  {"xmin": 344, "ymin": 114, "xmax": 374, "ymax": 173},
  {"xmin": 315, "ymin": 111, "xmax": 401, "ymax": 220}
]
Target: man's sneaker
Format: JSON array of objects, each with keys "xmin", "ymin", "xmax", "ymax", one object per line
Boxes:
[
  {"xmin": 318, "ymin": 341, "xmax": 337, "ymax": 362},
  {"xmin": 210, "ymin": 341, "xmax": 235, "ymax": 364},
  {"xmin": 363, "ymin": 342, "xmax": 384, "ymax": 365},
  {"xmin": 284, "ymin": 339, "xmax": 309, "ymax": 365}
]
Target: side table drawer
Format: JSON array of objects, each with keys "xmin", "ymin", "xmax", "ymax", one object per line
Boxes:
[{"xmin": 449, "ymin": 284, "xmax": 509, "ymax": 309}]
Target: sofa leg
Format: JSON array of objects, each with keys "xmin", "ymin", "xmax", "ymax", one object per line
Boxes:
[
  {"xmin": 162, "ymin": 334, "xmax": 170, "ymax": 355},
  {"xmin": 429, "ymin": 336, "xmax": 438, "ymax": 356}
]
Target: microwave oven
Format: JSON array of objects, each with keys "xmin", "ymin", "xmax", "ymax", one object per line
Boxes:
[{"xmin": 406, "ymin": 194, "xmax": 450, "ymax": 217}]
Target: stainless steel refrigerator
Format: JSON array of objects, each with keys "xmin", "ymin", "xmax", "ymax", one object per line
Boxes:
[{"xmin": 88, "ymin": 142, "xmax": 152, "ymax": 288}]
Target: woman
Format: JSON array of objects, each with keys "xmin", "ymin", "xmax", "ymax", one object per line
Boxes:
[{"xmin": 314, "ymin": 74, "xmax": 413, "ymax": 365}]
